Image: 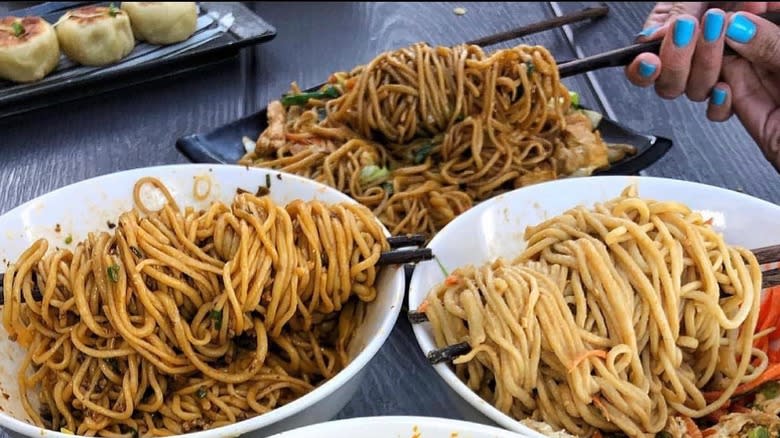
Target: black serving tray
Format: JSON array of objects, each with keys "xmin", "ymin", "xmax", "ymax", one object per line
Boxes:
[
  {"xmin": 176, "ymin": 89, "xmax": 673, "ymax": 177},
  {"xmin": 0, "ymin": 1, "xmax": 277, "ymax": 119}
]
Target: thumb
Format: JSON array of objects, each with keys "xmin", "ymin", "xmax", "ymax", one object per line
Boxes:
[
  {"xmin": 724, "ymin": 12, "xmax": 780, "ymax": 72},
  {"xmin": 636, "ymin": 2, "xmax": 710, "ymax": 41}
]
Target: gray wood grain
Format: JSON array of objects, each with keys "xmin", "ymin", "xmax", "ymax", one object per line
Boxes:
[{"xmin": 0, "ymin": 1, "xmax": 778, "ymax": 437}]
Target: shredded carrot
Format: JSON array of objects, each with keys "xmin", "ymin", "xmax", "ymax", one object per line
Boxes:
[
  {"xmin": 417, "ymin": 300, "xmax": 429, "ymax": 314},
  {"xmin": 345, "ymin": 78, "xmax": 357, "ymax": 90},
  {"xmin": 704, "ymin": 217, "xmax": 714, "ymax": 225},
  {"xmin": 702, "ymin": 427, "xmax": 718, "ymax": 437},
  {"xmin": 682, "ymin": 416, "xmax": 703, "ymax": 438},
  {"xmin": 285, "ymin": 132, "xmax": 314, "ymax": 142},
  {"xmin": 591, "ymin": 432, "xmax": 604, "ymax": 438},
  {"xmin": 445, "ymin": 275, "xmax": 460, "ymax": 286},
  {"xmin": 568, "ymin": 350, "xmax": 608, "ymax": 373},
  {"xmin": 591, "ymin": 396, "xmax": 610, "ymax": 422},
  {"xmin": 705, "ymin": 363, "xmax": 780, "ymax": 401}
]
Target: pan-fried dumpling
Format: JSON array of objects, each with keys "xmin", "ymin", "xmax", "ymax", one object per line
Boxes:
[
  {"xmin": 121, "ymin": 2, "xmax": 197, "ymax": 45},
  {"xmin": 55, "ymin": 5, "xmax": 135, "ymax": 66},
  {"xmin": 0, "ymin": 17, "xmax": 60, "ymax": 83}
]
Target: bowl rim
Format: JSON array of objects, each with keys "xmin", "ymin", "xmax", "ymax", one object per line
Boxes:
[
  {"xmin": 408, "ymin": 174, "xmax": 780, "ymax": 435},
  {"xmin": 265, "ymin": 415, "xmax": 531, "ymax": 437},
  {"xmin": 0, "ymin": 163, "xmax": 406, "ymax": 438}
]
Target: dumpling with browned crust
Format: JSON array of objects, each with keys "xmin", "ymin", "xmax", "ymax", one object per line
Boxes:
[
  {"xmin": 55, "ymin": 5, "xmax": 135, "ymax": 66},
  {"xmin": 121, "ymin": 2, "xmax": 197, "ymax": 45},
  {"xmin": 0, "ymin": 16, "xmax": 60, "ymax": 83}
]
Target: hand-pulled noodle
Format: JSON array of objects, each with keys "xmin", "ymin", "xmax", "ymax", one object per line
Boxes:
[
  {"xmin": 423, "ymin": 186, "xmax": 764, "ymax": 437},
  {"xmin": 240, "ymin": 42, "xmax": 622, "ymax": 239},
  {"xmin": 2, "ymin": 177, "xmax": 388, "ymax": 436}
]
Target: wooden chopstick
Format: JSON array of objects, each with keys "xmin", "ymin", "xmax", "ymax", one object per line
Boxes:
[
  {"xmin": 557, "ymin": 11, "xmax": 780, "ymax": 78},
  {"xmin": 466, "ymin": 5, "xmax": 609, "ymax": 47}
]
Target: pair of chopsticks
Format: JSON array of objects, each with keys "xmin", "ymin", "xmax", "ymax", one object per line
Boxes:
[
  {"xmin": 410, "ymin": 243, "xmax": 780, "ymax": 365},
  {"xmin": 557, "ymin": 11, "xmax": 780, "ymax": 78},
  {"xmin": 466, "ymin": 5, "xmax": 780, "ymax": 79},
  {"xmin": 0, "ymin": 234, "xmax": 434, "ymax": 305}
]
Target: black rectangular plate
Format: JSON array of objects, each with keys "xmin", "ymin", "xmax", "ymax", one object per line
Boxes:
[
  {"xmin": 176, "ymin": 90, "xmax": 673, "ymax": 177},
  {"xmin": 0, "ymin": 1, "xmax": 277, "ymax": 119}
]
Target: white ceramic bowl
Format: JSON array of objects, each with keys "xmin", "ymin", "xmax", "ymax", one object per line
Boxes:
[
  {"xmin": 0, "ymin": 164, "xmax": 406, "ymax": 438},
  {"xmin": 408, "ymin": 175, "xmax": 780, "ymax": 435},
  {"xmin": 266, "ymin": 416, "xmax": 529, "ymax": 438}
]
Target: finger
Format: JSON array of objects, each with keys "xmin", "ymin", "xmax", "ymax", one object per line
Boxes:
[
  {"xmin": 636, "ymin": 2, "xmax": 709, "ymax": 41},
  {"xmin": 706, "ymin": 83, "xmax": 733, "ymax": 121},
  {"xmin": 625, "ymin": 54, "xmax": 661, "ymax": 87},
  {"xmin": 724, "ymin": 12, "xmax": 780, "ymax": 72},
  {"xmin": 722, "ymin": 58, "xmax": 780, "ymax": 168},
  {"xmin": 686, "ymin": 9, "xmax": 726, "ymax": 101},
  {"xmin": 655, "ymin": 14, "xmax": 699, "ymax": 99}
]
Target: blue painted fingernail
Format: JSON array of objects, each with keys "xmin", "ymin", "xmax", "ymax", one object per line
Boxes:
[
  {"xmin": 726, "ymin": 13, "xmax": 756, "ymax": 43},
  {"xmin": 711, "ymin": 87, "xmax": 727, "ymax": 105},
  {"xmin": 703, "ymin": 10, "xmax": 725, "ymax": 42},
  {"xmin": 635, "ymin": 25, "xmax": 660, "ymax": 40},
  {"xmin": 673, "ymin": 18, "xmax": 696, "ymax": 47},
  {"xmin": 638, "ymin": 60, "xmax": 657, "ymax": 77}
]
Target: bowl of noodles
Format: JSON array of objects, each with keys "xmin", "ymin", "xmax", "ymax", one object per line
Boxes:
[
  {"xmin": 0, "ymin": 164, "xmax": 406, "ymax": 438},
  {"xmin": 408, "ymin": 175, "xmax": 780, "ymax": 437}
]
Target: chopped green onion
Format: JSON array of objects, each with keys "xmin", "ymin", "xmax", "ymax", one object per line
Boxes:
[
  {"xmin": 11, "ymin": 21, "xmax": 24, "ymax": 37},
  {"xmin": 569, "ymin": 91, "xmax": 580, "ymax": 108},
  {"xmin": 130, "ymin": 246, "xmax": 144, "ymax": 259},
  {"xmin": 211, "ymin": 309, "xmax": 223, "ymax": 330},
  {"xmin": 525, "ymin": 60, "xmax": 534, "ymax": 75},
  {"xmin": 413, "ymin": 142, "xmax": 433, "ymax": 164},
  {"xmin": 382, "ymin": 181, "xmax": 394, "ymax": 196},
  {"xmin": 359, "ymin": 165, "xmax": 390, "ymax": 186},
  {"xmin": 130, "ymin": 429, "xmax": 138, "ymax": 438},
  {"xmin": 107, "ymin": 264, "xmax": 120, "ymax": 283},
  {"xmin": 64, "ymin": 235, "xmax": 73, "ymax": 244},
  {"xmin": 579, "ymin": 109, "xmax": 603, "ymax": 130},
  {"xmin": 434, "ymin": 255, "xmax": 449, "ymax": 277},
  {"xmin": 265, "ymin": 173, "xmax": 271, "ymax": 189},
  {"xmin": 760, "ymin": 381, "xmax": 780, "ymax": 399},
  {"xmin": 747, "ymin": 425, "xmax": 769, "ymax": 438},
  {"xmin": 196, "ymin": 387, "xmax": 208, "ymax": 399},
  {"xmin": 108, "ymin": 3, "xmax": 119, "ymax": 17},
  {"xmin": 655, "ymin": 432, "xmax": 672, "ymax": 438},
  {"xmin": 280, "ymin": 86, "xmax": 340, "ymax": 107}
]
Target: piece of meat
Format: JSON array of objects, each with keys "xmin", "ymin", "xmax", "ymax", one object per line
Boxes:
[{"xmin": 255, "ymin": 100, "xmax": 286, "ymax": 154}]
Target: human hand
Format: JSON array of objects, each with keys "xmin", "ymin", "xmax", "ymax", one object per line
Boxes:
[{"xmin": 623, "ymin": 2, "xmax": 780, "ymax": 171}]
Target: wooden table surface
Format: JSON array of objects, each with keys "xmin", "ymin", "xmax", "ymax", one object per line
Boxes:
[{"xmin": 0, "ymin": 1, "xmax": 778, "ymax": 435}]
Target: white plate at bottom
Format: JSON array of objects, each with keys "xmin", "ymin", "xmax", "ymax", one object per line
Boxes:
[{"xmin": 267, "ymin": 416, "xmax": 529, "ymax": 438}]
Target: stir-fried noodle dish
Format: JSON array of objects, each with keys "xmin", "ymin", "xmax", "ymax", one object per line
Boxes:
[
  {"xmin": 2, "ymin": 177, "xmax": 389, "ymax": 436},
  {"xmin": 240, "ymin": 42, "xmax": 635, "ymax": 239},
  {"xmin": 421, "ymin": 186, "xmax": 780, "ymax": 438}
]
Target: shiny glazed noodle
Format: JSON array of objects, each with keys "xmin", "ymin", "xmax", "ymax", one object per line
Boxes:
[
  {"xmin": 2, "ymin": 177, "xmax": 388, "ymax": 436},
  {"xmin": 240, "ymin": 42, "xmax": 613, "ymax": 238},
  {"xmin": 423, "ymin": 186, "xmax": 764, "ymax": 437}
]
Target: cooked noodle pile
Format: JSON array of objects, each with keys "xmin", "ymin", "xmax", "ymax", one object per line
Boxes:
[
  {"xmin": 2, "ymin": 177, "xmax": 388, "ymax": 436},
  {"xmin": 422, "ymin": 186, "xmax": 764, "ymax": 437},
  {"xmin": 240, "ymin": 42, "xmax": 626, "ymax": 238}
]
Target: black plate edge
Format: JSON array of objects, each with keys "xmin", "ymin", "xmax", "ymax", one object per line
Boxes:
[{"xmin": 176, "ymin": 103, "xmax": 674, "ymax": 175}]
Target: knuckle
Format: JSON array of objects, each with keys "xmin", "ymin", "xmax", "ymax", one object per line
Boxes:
[
  {"xmin": 655, "ymin": 82, "xmax": 684, "ymax": 100},
  {"xmin": 756, "ymin": 32, "xmax": 780, "ymax": 65}
]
